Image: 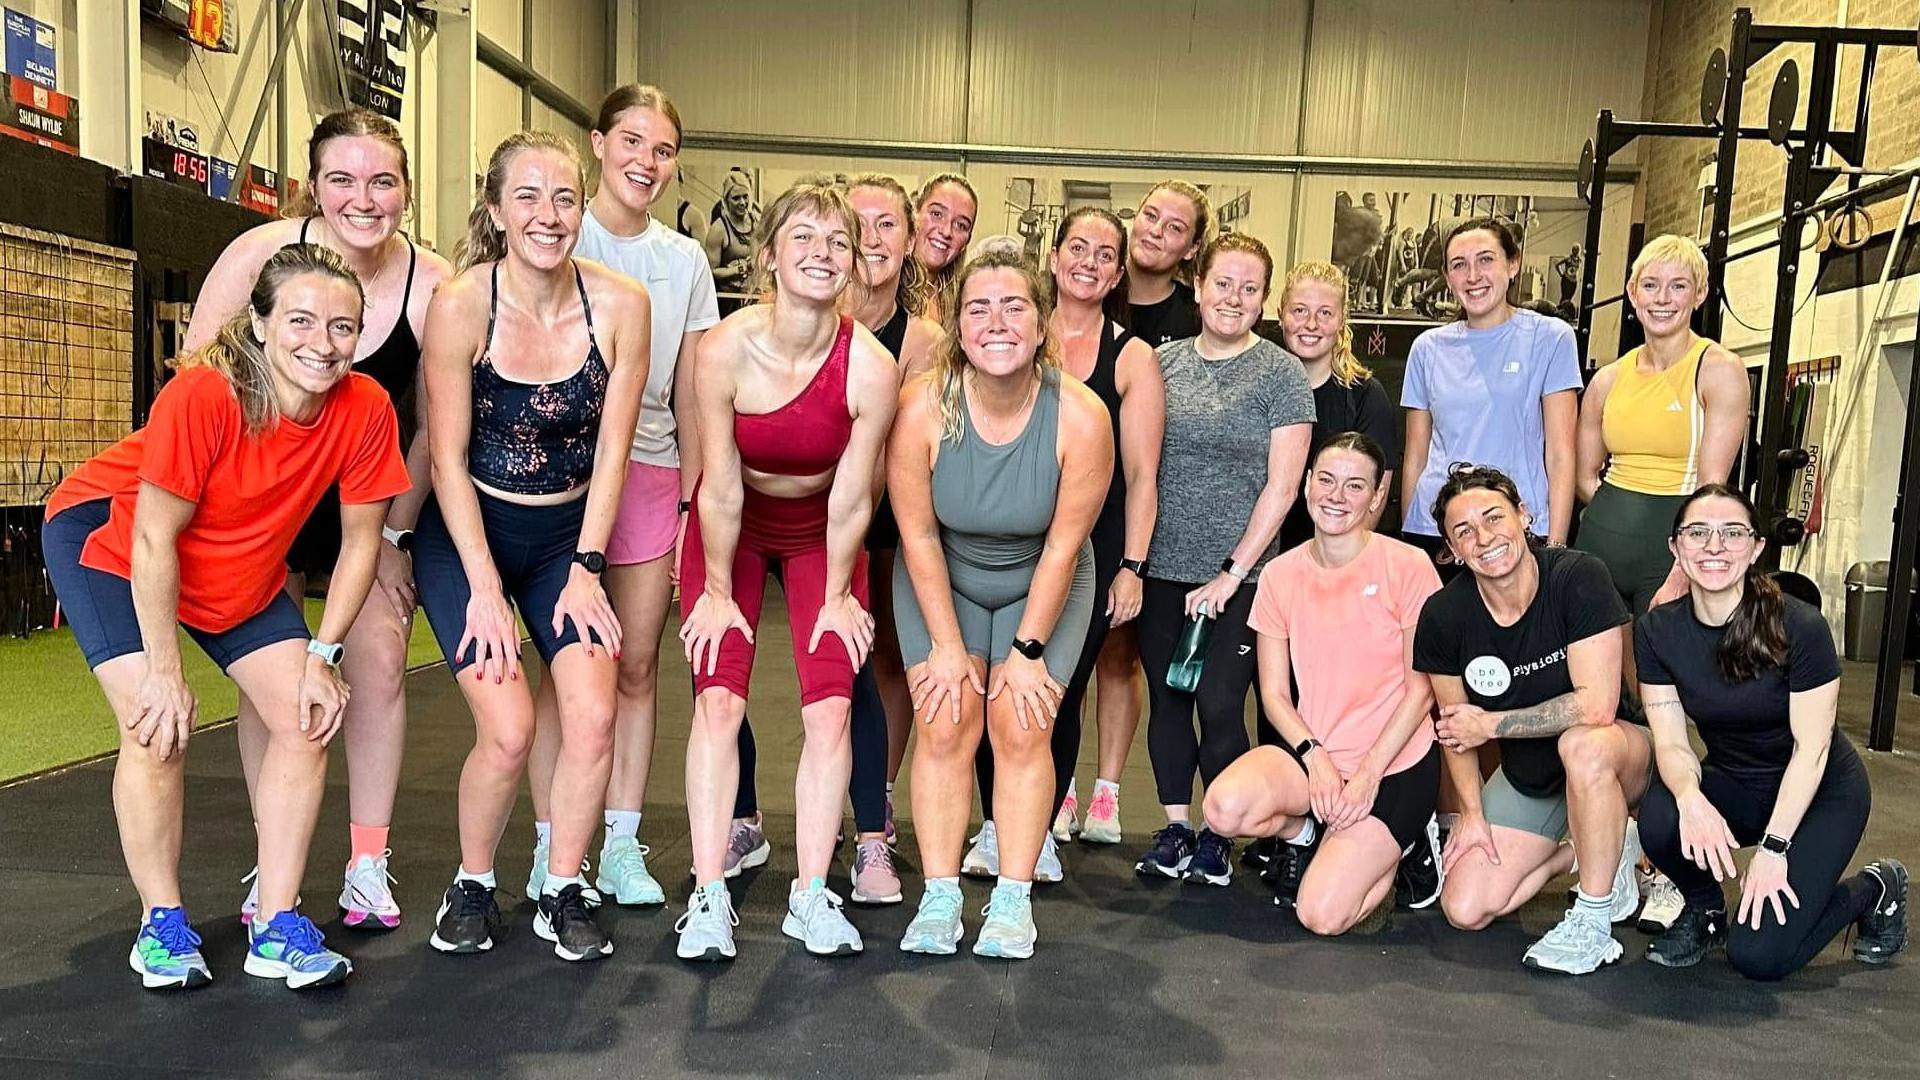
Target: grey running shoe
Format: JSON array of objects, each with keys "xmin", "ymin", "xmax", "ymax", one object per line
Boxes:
[
  {"xmin": 1035, "ymin": 832, "xmax": 1065, "ymax": 884},
  {"xmin": 899, "ymin": 880, "xmax": 966, "ymax": 955},
  {"xmin": 1636, "ymin": 870, "xmax": 1684, "ymax": 933},
  {"xmin": 1609, "ymin": 821, "xmax": 1644, "ymax": 923},
  {"xmin": 851, "ymin": 838, "xmax": 904, "ymax": 904},
  {"xmin": 782, "ymin": 881, "xmax": 864, "ymax": 957},
  {"xmin": 973, "ymin": 884, "xmax": 1038, "ymax": 960},
  {"xmin": 961, "ymin": 820, "xmax": 1000, "ymax": 879},
  {"xmin": 674, "ymin": 882, "xmax": 738, "ymax": 962},
  {"xmin": 723, "ymin": 817, "xmax": 771, "ymax": 879},
  {"xmin": 1522, "ymin": 907, "xmax": 1624, "ymax": 975}
]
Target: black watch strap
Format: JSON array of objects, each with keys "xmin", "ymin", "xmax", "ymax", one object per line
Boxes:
[
  {"xmin": 573, "ymin": 550, "xmax": 607, "ymax": 575},
  {"xmin": 1119, "ymin": 558, "xmax": 1147, "ymax": 577},
  {"xmin": 1761, "ymin": 832, "xmax": 1792, "ymax": 856},
  {"xmin": 1295, "ymin": 737, "xmax": 1321, "ymax": 759},
  {"xmin": 1012, "ymin": 637, "xmax": 1046, "ymax": 660}
]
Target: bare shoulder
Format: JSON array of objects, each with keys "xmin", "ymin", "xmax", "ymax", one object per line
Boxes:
[
  {"xmin": 214, "ymin": 218, "xmax": 302, "ymax": 275},
  {"xmin": 579, "ymin": 257, "xmax": 651, "ymax": 310},
  {"xmin": 1699, "ymin": 341, "xmax": 1747, "ymax": 378},
  {"xmin": 410, "ymin": 244, "xmax": 455, "ymax": 291},
  {"xmin": 905, "ymin": 315, "xmax": 944, "ymax": 351},
  {"xmin": 1056, "ymin": 372, "xmax": 1112, "ymax": 434},
  {"xmin": 1585, "ymin": 360, "xmax": 1621, "ymax": 399}
]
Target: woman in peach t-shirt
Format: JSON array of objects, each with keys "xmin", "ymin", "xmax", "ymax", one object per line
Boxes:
[{"xmin": 1202, "ymin": 433, "xmax": 1443, "ymax": 936}]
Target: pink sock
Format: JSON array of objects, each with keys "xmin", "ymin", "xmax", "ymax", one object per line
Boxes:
[{"xmin": 349, "ymin": 823, "xmax": 390, "ymax": 863}]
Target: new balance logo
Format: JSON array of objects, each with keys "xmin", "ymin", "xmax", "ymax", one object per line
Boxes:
[{"xmin": 1237, "ymin": 644, "xmax": 1252, "ymax": 656}]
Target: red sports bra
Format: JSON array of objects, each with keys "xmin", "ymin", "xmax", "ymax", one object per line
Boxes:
[{"xmin": 734, "ymin": 315, "xmax": 856, "ymax": 476}]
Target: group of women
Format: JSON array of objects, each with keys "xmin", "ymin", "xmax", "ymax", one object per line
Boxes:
[{"xmin": 44, "ymin": 85, "xmax": 1906, "ymax": 992}]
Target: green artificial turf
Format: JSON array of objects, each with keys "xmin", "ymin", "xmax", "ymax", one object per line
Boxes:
[{"xmin": 0, "ymin": 600, "xmax": 444, "ymax": 783}]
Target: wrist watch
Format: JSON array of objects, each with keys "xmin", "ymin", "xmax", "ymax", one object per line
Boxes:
[
  {"xmin": 307, "ymin": 639, "xmax": 345, "ymax": 667},
  {"xmin": 382, "ymin": 525, "xmax": 414, "ymax": 553},
  {"xmin": 1294, "ymin": 736, "xmax": 1322, "ymax": 759},
  {"xmin": 1011, "ymin": 637, "xmax": 1046, "ymax": 660},
  {"xmin": 1221, "ymin": 557, "xmax": 1249, "ymax": 582},
  {"xmin": 573, "ymin": 550, "xmax": 608, "ymax": 575},
  {"xmin": 678, "ymin": 499, "xmax": 692, "ymax": 514},
  {"xmin": 1760, "ymin": 833, "xmax": 1793, "ymax": 857},
  {"xmin": 1119, "ymin": 558, "xmax": 1147, "ymax": 578}
]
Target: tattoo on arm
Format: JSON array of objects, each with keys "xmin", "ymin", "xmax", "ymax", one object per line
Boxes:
[{"xmin": 1493, "ymin": 690, "xmax": 1586, "ymax": 738}]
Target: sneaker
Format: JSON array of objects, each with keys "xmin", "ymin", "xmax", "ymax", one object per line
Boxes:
[
  {"xmin": 674, "ymin": 882, "xmax": 739, "ymax": 962},
  {"xmin": 973, "ymin": 884, "xmax": 1038, "ymax": 960},
  {"xmin": 1052, "ymin": 790, "xmax": 1080, "ymax": 844},
  {"xmin": 128, "ymin": 907, "xmax": 211, "ymax": 991},
  {"xmin": 851, "ymin": 838, "xmax": 904, "ymax": 904},
  {"xmin": 782, "ymin": 880, "xmax": 864, "ymax": 957},
  {"xmin": 430, "ymin": 879, "xmax": 505, "ymax": 954},
  {"xmin": 1185, "ymin": 829, "xmax": 1233, "ymax": 886},
  {"xmin": 340, "ymin": 851, "xmax": 402, "ymax": 930},
  {"xmin": 239, "ymin": 867, "xmax": 260, "ymax": 926},
  {"xmin": 1243, "ymin": 835, "xmax": 1280, "ymax": 874},
  {"xmin": 1636, "ymin": 871, "xmax": 1685, "ymax": 933},
  {"xmin": 1854, "ymin": 858, "xmax": 1909, "ymax": 965},
  {"xmin": 1134, "ymin": 822, "xmax": 1197, "ymax": 878},
  {"xmin": 1397, "ymin": 815, "xmax": 1444, "ymax": 910},
  {"xmin": 1646, "ymin": 903, "xmax": 1726, "ymax": 968},
  {"xmin": 527, "ymin": 836, "xmax": 549, "ymax": 899},
  {"xmin": 245, "ymin": 911, "xmax": 353, "ymax": 989},
  {"xmin": 962, "ymin": 820, "xmax": 1000, "ymax": 879},
  {"xmin": 723, "ymin": 817, "xmax": 771, "ymax": 879},
  {"xmin": 1521, "ymin": 907, "xmax": 1623, "ymax": 975},
  {"xmin": 1035, "ymin": 832, "xmax": 1065, "ymax": 884},
  {"xmin": 1081, "ymin": 786, "xmax": 1122, "ymax": 844},
  {"xmin": 884, "ymin": 793, "xmax": 899, "ymax": 848},
  {"xmin": 899, "ymin": 881, "xmax": 966, "ymax": 955},
  {"xmin": 1607, "ymin": 821, "xmax": 1645, "ymax": 924},
  {"xmin": 535, "ymin": 883, "xmax": 613, "ymax": 962},
  {"xmin": 1272, "ymin": 829, "xmax": 1320, "ymax": 910},
  {"xmin": 596, "ymin": 836, "xmax": 666, "ymax": 906}
]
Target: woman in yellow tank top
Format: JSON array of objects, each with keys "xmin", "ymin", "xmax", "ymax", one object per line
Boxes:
[{"xmin": 1575, "ymin": 234, "xmax": 1750, "ymax": 614}]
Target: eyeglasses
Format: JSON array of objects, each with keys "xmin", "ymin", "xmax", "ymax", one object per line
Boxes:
[{"xmin": 1675, "ymin": 524, "xmax": 1756, "ymax": 550}]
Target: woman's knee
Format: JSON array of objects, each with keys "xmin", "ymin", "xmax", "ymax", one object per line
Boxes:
[
  {"xmin": 1201, "ymin": 780, "xmax": 1260, "ymax": 837},
  {"xmin": 985, "ymin": 711, "xmax": 1052, "ymax": 763},
  {"xmin": 692, "ymin": 689, "xmax": 747, "ymax": 738},
  {"xmin": 1440, "ymin": 880, "xmax": 1497, "ymax": 931},
  {"xmin": 1726, "ymin": 930, "xmax": 1799, "ymax": 982},
  {"xmin": 473, "ymin": 706, "xmax": 537, "ymax": 771},
  {"xmin": 1295, "ymin": 887, "xmax": 1356, "ymax": 938},
  {"xmin": 800, "ymin": 697, "xmax": 852, "ymax": 743},
  {"xmin": 614, "ymin": 645, "xmax": 659, "ymax": 700},
  {"xmin": 1557, "ymin": 725, "xmax": 1622, "ymax": 791}
]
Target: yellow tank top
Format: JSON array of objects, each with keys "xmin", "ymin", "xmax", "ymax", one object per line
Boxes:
[{"xmin": 1600, "ymin": 336, "xmax": 1712, "ymax": 495}]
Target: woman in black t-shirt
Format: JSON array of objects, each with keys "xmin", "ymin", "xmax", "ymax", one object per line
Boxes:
[{"xmin": 1637, "ymin": 484, "xmax": 1906, "ymax": 977}]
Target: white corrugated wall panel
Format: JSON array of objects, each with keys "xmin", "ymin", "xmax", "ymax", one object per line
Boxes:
[
  {"xmin": 1303, "ymin": 0, "xmax": 1648, "ymax": 163},
  {"xmin": 637, "ymin": 0, "xmax": 969, "ymax": 142},
  {"xmin": 967, "ymin": 0, "xmax": 1307, "ymax": 153},
  {"xmin": 531, "ymin": 0, "xmax": 611, "ymax": 109}
]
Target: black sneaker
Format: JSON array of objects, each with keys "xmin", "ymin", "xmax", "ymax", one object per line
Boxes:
[
  {"xmin": 1185, "ymin": 829, "xmax": 1234, "ymax": 886},
  {"xmin": 1134, "ymin": 823, "xmax": 1197, "ymax": 878},
  {"xmin": 1646, "ymin": 903, "xmax": 1726, "ymax": 968},
  {"xmin": 1395, "ymin": 815, "xmax": 1443, "ymax": 910},
  {"xmin": 1271, "ymin": 829, "xmax": 1320, "ymax": 910},
  {"xmin": 535, "ymin": 883, "xmax": 614, "ymax": 962},
  {"xmin": 430, "ymin": 880, "xmax": 504, "ymax": 954},
  {"xmin": 1242, "ymin": 835, "xmax": 1280, "ymax": 873},
  {"xmin": 1854, "ymin": 858, "xmax": 1909, "ymax": 965}
]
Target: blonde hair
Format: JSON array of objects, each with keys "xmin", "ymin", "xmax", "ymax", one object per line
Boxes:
[
  {"xmin": 750, "ymin": 180, "xmax": 864, "ymax": 302},
  {"xmin": 909, "ymin": 172, "xmax": 979, "ymax": 313},
  {"xmin": 283, "ymin": 108, "xmax": 411, "ymax": 220},
  {"xmin": 454, "ymin": 131, "xmax": 586, "ymax": 272},
  {"xmin": 927, "ymin": 250, "xmax": 1058, "ymax": 444},
  {"xmin": 1280, "ymin": 261, "xmax": 1371, "ymax": 387},
  {"xmin": 181, "ymin": 244, "xmax": 364, "ymax": 435},
  {"xmin": 1629, "ymin": 233, "xmax": 1710, "ymax": 294},
  {"xmin": 1144, "ymin": 179, "xmax": 1215, "ymax": 281},
  {"xmin": 1197, "ymin": 232, "xmax": 1275, "ymax": 301},
  {"xmin": 847, "ymin": 173, "xmax": 930, "ymax": 315}
]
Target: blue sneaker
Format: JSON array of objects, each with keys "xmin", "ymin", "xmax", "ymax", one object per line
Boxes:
[
  {"xmin": 973, "ymin": 884, "xmax": 1037, "ymax": 960},
  {"xmin": 245, "ymin": 911, "xmax": 353, "ymax": 989},
  {"xmin": 128, "ymin": 907, "xmax": 211, "ymax": 990},
  {"xmin": 1185, "ymin": 829, "xmax": 1234, "ymax": 886},
  {"xmin": 899, "ymin": 880, "xmax": 966, "ymax": 955},
  {"xmin": 1134, "ymin": 822, "xmax": 1197, "ymax": 878}
]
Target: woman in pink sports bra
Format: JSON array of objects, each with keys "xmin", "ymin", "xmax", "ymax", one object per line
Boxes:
[{"xmin": 673, "ymin": 182, "xmax": 899, "ymax": 962}]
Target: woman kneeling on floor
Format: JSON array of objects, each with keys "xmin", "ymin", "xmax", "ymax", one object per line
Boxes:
[
  {"xmin": 1203, "ymin": 434, "xmax": 1442, "ymax": 933},
  {"xmin": 1637, "ymin": 483, "xmax": 1906, "ymax": 977},
  {"xmin": 44, "ymin": 244, "xmax": 411, "ymax": 990}
]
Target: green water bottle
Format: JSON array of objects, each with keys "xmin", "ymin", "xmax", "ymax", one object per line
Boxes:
[{"xmin": 1165, "ymin": 601, "xmax": 1215, "ymax": 692}]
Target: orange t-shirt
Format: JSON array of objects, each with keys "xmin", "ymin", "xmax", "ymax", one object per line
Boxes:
[
  {"xmin": 1247, "ymin": 533, "xmax": 1443, "ymax": 778},
  {"xmin": 47, "ymin": 366, "xmax": 411, "ymax": 632}
]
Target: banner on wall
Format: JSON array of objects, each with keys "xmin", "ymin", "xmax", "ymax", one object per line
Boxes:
[
  {"xmin": 336, "ymin": 0, "xmax": 408, "ymax": 121},
  {"xmin": 1, "ymin": 75, "xmax": 76, "ymax": 154},
  {"xmin": 3, "ymin": 8, "xmax": 56, "ymax": 91}
]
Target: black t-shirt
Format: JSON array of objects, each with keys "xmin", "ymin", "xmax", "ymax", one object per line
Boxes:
[
  {"xmin": 1413, "ymin": 546, "xmax": 1631, "ymax": 797},
  {"xmin": 1635, "ymin": 594, "xmax": 1842, "ymax": 780},
  {"xmin": 1129, "ymin": 281, "xmax": 1200, "ymax": 348},
  {"xmin": 1281, "ymin": 374, "xmax": 1404, "ymax": 548}
]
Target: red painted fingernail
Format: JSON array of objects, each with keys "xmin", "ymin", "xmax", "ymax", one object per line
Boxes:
[
  {"xmin": 510, "ymin": 672, "xmax": 518, "ymax": 681},
  {"xmin": 475, "ymin": 671, "xmax": 482, "ymax": 682}
]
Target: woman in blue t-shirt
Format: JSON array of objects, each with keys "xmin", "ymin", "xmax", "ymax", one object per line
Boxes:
[
  {"xmin": 1401, "ymin": 218, "xmax": 1580, "ymax": 572},
  {"xmin": 1636, "ymin": 484, "xmax": 1906, "ymax": 978}
]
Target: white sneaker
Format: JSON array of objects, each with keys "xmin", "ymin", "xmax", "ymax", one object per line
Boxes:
[
  {"xmin": 339, "ymin": 852, "xmax": 402, "ymax": 930},
  {"xmin": 961, "ymin": 820, "xmax": 1000, "ymax": 879},
  {"xmin": 674, "ymin": 881, "xmax": 738, "ymax": 962},
  {"xmin": 1609, "ymin": 820, "xmax": 1644, "ymax": 924},
  {"xmin": 239, "ymin": 867, "xmax": 260, "ymax": 926},
  {"xmin": 1522, "ymin": 906, "xmax": 1623, "ymax": 975},
  {"xmin": 1080, "ymin": 785, "xmax": 1122, "ymax": 844},
  {"xmin": 1034, "ymin": 832, "xmax": 1064, "ymax": 884},
  {"xmin": 782, "ymin": 880, "xmax": 863, "ymax": 957},
  {"xmin": 1052, "ymin": 786, "xmax": 1079, "ymax": 844},
  {"xmin": 1637, "ymin": 870, "xmax": 1685, "ymax": 933}
]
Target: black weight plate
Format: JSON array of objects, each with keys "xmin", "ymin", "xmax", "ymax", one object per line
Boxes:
[
  {"xmin": 1767, "ymin": 59, "xmax": 1799, "ymax": 145},
  {"xmin": 1577, "ymin": 139, "xmax": 1594, "ymax": 204},
  {"xmin": 1700, "ymin": 47, "xmax": 1728, "ymax": 127}
]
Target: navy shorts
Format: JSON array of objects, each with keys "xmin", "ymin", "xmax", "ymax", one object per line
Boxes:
[
  {"xmin": 42, "ymin": 499, "xmax": 310, "ymax": 672},
  {"xmin": 412, "ymin": 488, "xmax": 607, "ymax": 674}
]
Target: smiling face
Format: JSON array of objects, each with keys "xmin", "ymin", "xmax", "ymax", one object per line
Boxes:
[
  {"xmin": 957, "ymin": 267, "xmax": 1043, "ymax": 377},
  {"xmin": 1130, "ymin": 188, "xmax": 1200, "ymax": 274},
  {"xmin": 591, "ymin": 104, "xmax": 678, "ymax": 216},
  {"xmin": 1628, "ymin": 259, "xmax": 1706, "ymax": 340},
  {"xmin": 313, "ymin": 135, "xmax": 409, "ymax": 254},
  {"xmin": 251, "ymin": 272, "xmax": 364, "ymax": 399},
  {"xmin": 913, "ymin": 182, "xmax": 976, "ymax": 271},
  {"xmin": 1442, "ymin": 487, "xmax": 1530, "ymax": 582},
  {"xmin": 1306, "ymin": 447, "xmax": 1385, "ymax": 538},
  {"xmin": 767, "ymin": 206, "xmax": 854, "ymax": 304},
  {"xmin": 1443, "ymin": 228, "xmax": 1518, "ymax": 322},
  {"xmin": 489, "ymin": 147, "xmax": 583, "ymax": 271},
  {"xmin": 1281, "ymin": 278, "xmax": 1344, "ymax": 364},
  {"xmin": 1670, "ymin": 494, "xmax": 1764, "ymax": 593},
  {"xmin": 850, "ymin": 184, "xmax": 911, "ymax": 294},
  {"xmin": 1197, "ymin": 250, "xmax": 1268, "ymax": 339},
  {"xmin": 1049, "ymin": 215, "xmax": 1125, "ymax": 305}
]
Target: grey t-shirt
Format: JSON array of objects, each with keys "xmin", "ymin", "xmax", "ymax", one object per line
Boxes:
[{"xmin": 1148, "ymin": 335, "xmax": 1315, "ymax": 584}]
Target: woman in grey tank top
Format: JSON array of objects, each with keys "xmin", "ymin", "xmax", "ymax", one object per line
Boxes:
[{"xmin": 888, "ymin": 251, "xmax": 1113, "ymax": 960}]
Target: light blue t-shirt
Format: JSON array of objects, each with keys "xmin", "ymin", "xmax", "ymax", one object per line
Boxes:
[{"xmin": 1400, "ymin": 308, "xmax": 1580, "ymax": 537}]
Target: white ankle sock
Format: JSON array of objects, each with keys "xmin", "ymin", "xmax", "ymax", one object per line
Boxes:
[
  {"xmin": 1062, "ymin": 778, "xmax": 1078, "ymax": 802},
  {"xmin": 543, "ymin": 873, "xmax": 585, "ymax": 898},
  {"xmin": 1094, "ymin": 778, "xmax": 1120, "ymax": 797},
  {"xmin": 1286, "ymin": 818, "xmax": 1318, "ymax": 847},
  {"xmin": 604, "ymin": 809, "xmax": 641, "ymax": 842},
  {"xmin": 533, "ymin": 821, "xmax": 551, "ymax": 847},
  {"xmin": 456, "ymin": 866, "xmax": 497, "ymax": 889},
  {"xmin": 995, "ymin": 876, "xmax": 1033, "ymax": 895}
]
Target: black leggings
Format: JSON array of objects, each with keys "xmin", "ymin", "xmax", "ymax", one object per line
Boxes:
[
  {"xmin": 1138, "ymin": 576, "xmax": 1258, "ymax": 807},
  {"xmin": 730, "ymin": 663, "xmax": 888, "ymax": 833},
  {"xmin": 1638, "ymin": 737, "xmax": 1875, "ymax": 981}
]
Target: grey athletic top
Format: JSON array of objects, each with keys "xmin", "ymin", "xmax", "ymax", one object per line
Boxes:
[{"xmin": 934, "ymin": 366, "xmax": 1066, "ymax": 571}]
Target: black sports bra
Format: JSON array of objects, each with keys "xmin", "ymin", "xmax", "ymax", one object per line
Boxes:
[{"xmin": 467, "ymin": 261, "xmax": 611, "ymax": 496}]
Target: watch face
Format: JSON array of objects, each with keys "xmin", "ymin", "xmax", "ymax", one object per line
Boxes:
[{"xmin": 577, "ymin": 551, "xmax": 607, "ymax": 574}]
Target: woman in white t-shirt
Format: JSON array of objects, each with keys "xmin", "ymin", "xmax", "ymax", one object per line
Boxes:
[{"xmin": 525, "ymin": 85, "xmax": 719, "ymax": 907}]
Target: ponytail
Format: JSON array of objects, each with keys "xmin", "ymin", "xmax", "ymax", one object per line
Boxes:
[{"xmin": 456, "ymin": 200, "xmax": 506, "ymax": 273}]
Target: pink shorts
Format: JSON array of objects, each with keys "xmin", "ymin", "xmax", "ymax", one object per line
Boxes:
[{"xmin": 607, "ymin": 461, "xmax": 682, "ymax": 566}]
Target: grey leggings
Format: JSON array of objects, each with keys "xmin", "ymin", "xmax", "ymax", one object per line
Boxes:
[{"xmin": 892, "ymin": 542, "xmax": 1096, "ymax": 686}]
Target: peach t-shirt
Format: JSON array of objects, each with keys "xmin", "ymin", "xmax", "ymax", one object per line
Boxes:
[{"xmin": 1247, "ymin": 533, "xmax": 1442, "ymax": 778}]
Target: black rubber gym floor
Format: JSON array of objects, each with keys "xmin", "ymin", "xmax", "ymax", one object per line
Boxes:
[{"xmin": 3, "ymin": 598, "xmax": 1917, "ymax": 1079}]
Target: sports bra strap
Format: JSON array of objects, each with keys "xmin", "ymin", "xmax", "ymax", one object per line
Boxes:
[
  {"xmin": 484, "ymin": 262, "xmax": 501, "ymax": 355},
  {"xmin": 574, "ymin": 262, "xmax": 596, "ymax": 336},
  {"xmin": 483, "ymin": 259, "xmax": 593, "ymax": 358},
  {"xmin": 298, "ymin": 216, "xmax": 313, "ymax": 244},
  {"xmin": 400, "ymin": 236, "xmax": 418, "ymax": 296}
]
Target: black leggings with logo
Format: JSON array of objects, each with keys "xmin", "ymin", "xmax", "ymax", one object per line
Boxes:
[{"xmin": 1138, "ymin": 576, "xmax": 1259, "ymax": 808}]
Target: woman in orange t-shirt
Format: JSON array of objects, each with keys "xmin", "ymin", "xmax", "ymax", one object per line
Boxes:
[
  {"xmin": 1201, "ymin": 433, "xmax": 1443, "ymax": 936},
  {"xmin": 42, "ymin": 244, "xmax": 411, "ymax": 991}
]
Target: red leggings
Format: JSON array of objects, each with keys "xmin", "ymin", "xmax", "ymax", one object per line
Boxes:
[{"xmin": 680, "ymin": 485, "xmax": 868, "ymax": 706}]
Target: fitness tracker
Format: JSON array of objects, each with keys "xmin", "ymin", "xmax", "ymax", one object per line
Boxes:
[
  {"xmin": 307, "ymin": 639, "xmax": 345, "ymax": 667},
  {"xmin": 1119, "ymin": 558, "xmax": 1148, "ymax": 578},
  {"xmin": 381, "ymin": 525, "xmax": 414, "ymax": 553},
  {"xmin": 1760, "ymin": 833, "xmax": 1793, "ymax": 856},
  {"xmin": 1011, "ymin": 637, "xmax": 1046, "ymax": 660},
  {"xmin": 1221, "ymin": 557, "xmax": 1249, "ymax": 582},
  {"xmin": 678, "ymin": 499, "xmax": 692, "ymax": 514},
  {"xmin": 573, "ymin": 550, "xmax": 608, "ymax": 575},
  {"xmin": 1294, "ymin": 737, "xmax": 1322, "ymax": 759}
]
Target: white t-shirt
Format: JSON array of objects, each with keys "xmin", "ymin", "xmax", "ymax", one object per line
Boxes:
[{"xmin": 575, "ymin": 208, "xmax": 721, "ymax": 468}]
